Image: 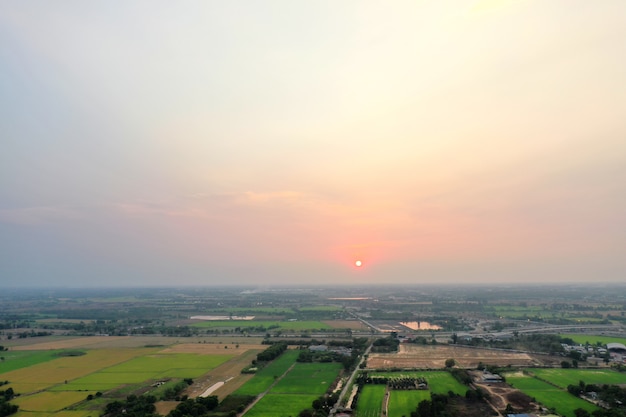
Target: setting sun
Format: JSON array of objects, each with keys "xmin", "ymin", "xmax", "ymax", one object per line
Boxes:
[{"xmin": 355, "ymin": 260, "xmax": 362, "ymax": 267}]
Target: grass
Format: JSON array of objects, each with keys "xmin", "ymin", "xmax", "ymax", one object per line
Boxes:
[
  {"xmin": 0, "ymin": 350, "xmax": 62, "ymax": 373},
  {"xmin": 367, "ymin": 371, "xmax": 467, "ymax": 395},
  {"xmin": 298, "ymin": 306, "xmax": 343, "ymax": 312},
  {"xmin": 388, "ymin": 390, "xmax": 430, "ymax": 417},
  {"xmin": 244, "ymin": 393, "xmax": 318, "ymax": 417},
  {"xmin": 12, "ymin": 391, "xmax": 95, "ymax": 412},
  {"xmin": 271, "ymin": 362, "xmax": 342, "ymax": 396},
  {"xmin": 355, "ymin": 385, "xmax": 386, "ymax": 417},
  {"xmin": 199, "ymin": 307, "xmax": 296, "ymax": 315},
  {"xmin": 14, "ymin": 412, "xmax": 94, "ymax": 417},
  {"xmin": 505, "ymin": 373, "xmax": 599, "ymax": 417},
  {"xmin": 2, "ymin": 348, "xmax": 154, "ymax": 394},
  {"xmin": 528, "ymin": 368, "xmax": 626, "ymax": 388},
  {"xmin": 559, "ymin": 334, "xmax": 626, "ymax": 346},
  {"xmin": 234, "ymin": 350, "xmax": 300, "ymax": 396},
  {"xmin": 2, "ymin": 347, "xmax": 237, "ymax": 417},
  {"xmin": 191, "ymin": 320, "xmax": 332, "ymax": 331},
  {"xmin": 241, "ymin": 354, "xmax": 342, "ymax": 417},
  {"xmin": 51, "ymin": 353, "xmax": 232, "ymax": 392}
]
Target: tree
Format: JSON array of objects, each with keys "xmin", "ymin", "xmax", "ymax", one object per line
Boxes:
[
  {"xmin": 574, "ymin": 409, "xmax": 590, "ymax": 417},
  {"xmin": 445, "ymin": 358, "xmax": 456, "ymax": 368}
]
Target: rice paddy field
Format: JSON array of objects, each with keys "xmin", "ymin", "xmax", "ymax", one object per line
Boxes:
[
  {"xmin": 244, "ymin": 394, "xmax": 318, "ymax": 417},
  {"xmin": 355, "ymin": 385, "xmax": 386, "ymax": 417},
  {"xmin": 367, "ymin": 371, "xmax": 468, "ymax": 395},
  {"xmin": 271, "ymin": 362, "xmax": 342, "ymax": 396},
  {"xmin": 0, "ymin": 349, "xmax": 62, "ymax": 373},
  {"xmin": 240, "ymin": 352, "xmax": 343, "ymax": 417},
  {"xmin": 387, "ymin": 390, "xmax": 430, "ymax": 417},
  {"xmin": 354, "ymin": 371, "xmax": 467, "ymax": 417},
  {"xmin": 528, "ymin": 368, "xmax": 626, "ymax": 388},
  {"xmin": 559, "ymin": 333, "xmax": 626, "ymax": 346},
  {"xmin": 234, "ymin": 350, "xmax": 300, "ymax": 396},
  {"xmin": 505, "ymin": 372, "xmax": 599, "ymax": 417},
  {"xmin": 0, "ymin": 337, "xmax": 256, "ymax": 417}
]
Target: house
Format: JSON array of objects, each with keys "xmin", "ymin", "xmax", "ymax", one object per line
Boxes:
[
  {"xmin": 482, "ymin": 371, "xmax": 503, "ymax": 383},
  {"xmin": 309, "ymin": 345, "xmax": 328, "ymax": 352}
]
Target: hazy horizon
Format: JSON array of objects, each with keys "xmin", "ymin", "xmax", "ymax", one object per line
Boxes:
[{"xmin": 2, "ymin": 1, "xmax": 625, "ymax": 287}]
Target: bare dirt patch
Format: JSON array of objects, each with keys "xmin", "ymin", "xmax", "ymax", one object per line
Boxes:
[
  {"xmin": 474, "ymin": 382, "xmax": 537, "ymax": 413},
  {"xmin": 367, "ymin": 345, "xmax": 540, "ymax": 369},
  {"xmin": 155, "ymin": 400, "xmax": 179, "ymax": 415},
  {"xmin": 184, "ymin": 348, "xmax": 263, "ymax": 400}
]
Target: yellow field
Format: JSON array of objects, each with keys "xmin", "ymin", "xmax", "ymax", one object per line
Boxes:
[
  {"xmin": 13, "ymin": 391, "xmax": 95, "ymax": 412},
  {"xmin": 3, "ymin": 348, "xmax": 154, "ymax": 393},
  {"xmin": 159, "ymin": 343, "xmax": 266, "ymax": 355},
  {"xmin": 11, "ymin": 336, "xmax": 161, "ymax": 350},
  {"xmin": 1, "ymin": 337, "xmax": 268, "ymax": 417},
  {"xmin": 15, "ymin": 411, "xmax": 94, "ymax": 417}
]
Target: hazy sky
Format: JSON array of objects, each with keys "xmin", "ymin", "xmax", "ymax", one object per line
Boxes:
[{"xmin": 1, "ymin": 1, "xmax": 625, "ymax": 287}]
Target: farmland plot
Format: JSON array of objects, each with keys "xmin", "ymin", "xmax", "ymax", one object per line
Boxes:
[
  {"xmin": 271, "ymin": 362, "xmax": 342, "ymax": 396},
  {"xmin": 505, "ymin": 373, "xmax": 598, "ymax": 417},
  {"xmin": 355, "ymin": 385, "xmax": 386, "ymax": 417},
  {"xmin": 3, "ymin": 348, "xmax": 153, "ymax": 393},
  {"xmin": 234, "ymin": 350, "xmax": 300, "ymax": 396},
  {"xmin": 244, "ymin": 394, "xmax": 317, "ymax": 417},
  {"xmin": 388, "ymin": 390, "xmax": 430, "ymax": 417},
  {"xmin": 367, "ymin": 371, "xmax": 467, "ymax": 395},
  {"xmin": 51, "ymin": 352, "xmax": 233, "ymax": 392},
  {"xmin": 529, "ymin": 368, "xmax": 626, "ymax": 388}
]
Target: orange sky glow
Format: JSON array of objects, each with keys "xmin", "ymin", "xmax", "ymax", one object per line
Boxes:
[{"xmin": 1, "ymin": 1, "xmax": 625, "ymax": 286}]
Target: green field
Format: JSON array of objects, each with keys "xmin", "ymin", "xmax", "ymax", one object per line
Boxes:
[
  {"xmin": 355, "ymin": 385, "xmax": 386, "ymax": 417},
  {"xmin": 559, "ymin": 334, "xmax": 626, "ymax": 346},
  {"xmin": 367, "ymin": 371, "xmax": 467, "ymax": 395},
  {"xmin": 3, "ymin": 348, "xmax": 155, "ymax": 394},
  {"xmin": 298, "ymin": 306, "xmax": 343, "ymax": 312},
  {"xmin": 529, "ymin": 368, "xmax": 626, "ymax": 388},
  {"xmin": 244, "ymin": 393, "xmax": 318, "ymax": 417},
  {"xmin": 271, "ymin": 362, "xmax": 342, "ymax": 396},
  {"xmin": 1, "ymin": 347, "xmax": 234, "ymax": 417},
  {"xmin": 0, "ymin": 350, "xmax": 63, "ymax": 373},
  {"xmin": 200, "ymin": 307, "xmax": 296, "ymax": 315},
  {"xmin": 234, "ymin": 350, "xmax": 300, "ymax": 396},
  {"xmin": 191, "ymin": 320, "xmax": 332, "ymax": 330},
  {"xmin": 242, "ymin": 353, "xmax": 342, "ymax": 417},
  {"xmin": 12, "ymin": 391, "xmax": 95, "ymax": 412},
  {"xmin": 388, "ymin": 390, "xmax": 430, "ymax": 417},
  {"xmin": 505, "ymin": 373, "xmax": 599, "ymax": 417},
  {"xmin": 50, "ymin": 352, "xmax": 232, "ymax": 392}
]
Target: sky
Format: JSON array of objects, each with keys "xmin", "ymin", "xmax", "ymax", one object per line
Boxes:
[{"xmin": 1, "ymin": 1, "xmax": 625, "ymax": 287}]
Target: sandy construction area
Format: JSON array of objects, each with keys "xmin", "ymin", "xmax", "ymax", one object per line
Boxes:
[{"xmin": 367, "ymin": 344, "xmax": 539, "ymax": 369}]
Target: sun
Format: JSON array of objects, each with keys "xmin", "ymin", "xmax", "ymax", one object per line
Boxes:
[{"xmin": 355, "ymin": 260, "xmax": 362, "ymax": 267}]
